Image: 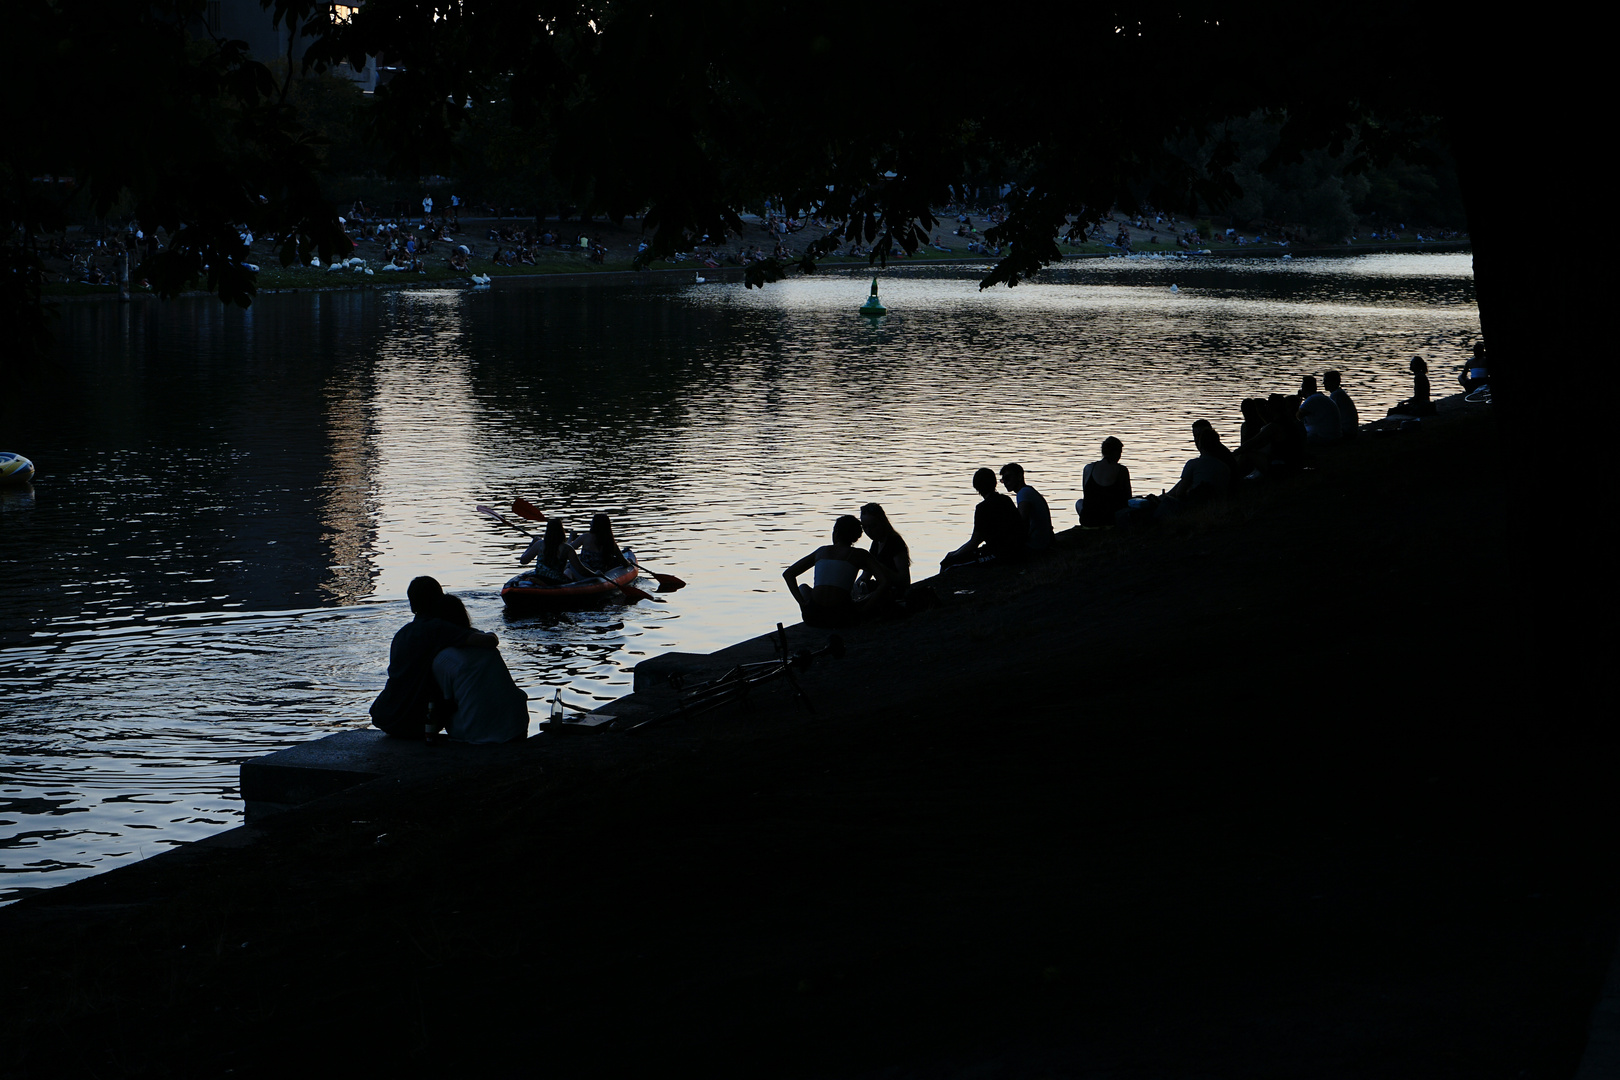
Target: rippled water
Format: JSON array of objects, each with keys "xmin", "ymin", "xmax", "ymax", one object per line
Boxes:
[{"xmin": 0, "ymin": 253, "xmax": 1478, "ymax": 900}]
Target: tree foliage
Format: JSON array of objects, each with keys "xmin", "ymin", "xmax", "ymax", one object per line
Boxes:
[
  {"xmin": 2, "ymin": 0, "xmax": 351, "ymax": 349},
  {"xmin": 283, "ymin": 2, "xmax": 1481, "ymax": 285}
]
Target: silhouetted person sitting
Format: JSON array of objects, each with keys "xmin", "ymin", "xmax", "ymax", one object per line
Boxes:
[
  {"xmin": 1457, "ymin": 342, "xmax": 1489, "ymax": 393},
  {"xmin": 941, "ymin": 467, "xmax": 1027, "ymax": 569},
  {"xmin": 1160, "ymin": 421, "xmax": 1234, "ymax": 515},
  {"xmin": 1075, "ymin": 437, "xmax": 1131, "ymax": 527},
  {"xmin": 1237, "ymin": 398, "xmax": 1268, "ymax": 454},
  {"xmin": 1391, "ymin": 355, "xmax": 1435, "ymax": 416},
  {"xmin": 784, "ymin": 514, "xmax": 893, "ymax": 627},
  {"xmin": 856, "ymin": 503, "xmax": 911, "ymax": 600},
  {"xmin": 430, "ymin": 594, "xmax": 528, "ymax": 744},
  {"xmin": 369, "ymin": 576, "xmax": 498, "ymax": 739},
  {"xmin": 999, "ymin": 462, "xmax": 1053, "ymax": 552},
  {"xmin": 1238, "ymin": 396, "xmax": 1306, "ymax": 476},
  {"xmin": 519, "ymin": 518, "xmax": 575, "ymax": 583},
  {"xmin": 1324, "ymin": 370, "xmax": 1358, "ymax": 437}
]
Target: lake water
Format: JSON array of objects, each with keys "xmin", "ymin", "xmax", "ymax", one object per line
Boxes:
[{"xmin": 0, "ymin": 253, "xmax": 1479, "ymax": 901}]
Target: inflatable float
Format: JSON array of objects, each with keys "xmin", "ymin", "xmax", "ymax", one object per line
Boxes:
[
  {"xmin": 0, "ymin": 452, "xmax": 35, "ymax": 486},
  {"xmin": 501, "ymin": 551, "xmax": 641, "ymax": 609}
]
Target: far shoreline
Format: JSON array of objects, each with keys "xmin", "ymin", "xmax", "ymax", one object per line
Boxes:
[{"xmin": 42, "ymin": 240, "xmax": 1473, "ymax": 304}]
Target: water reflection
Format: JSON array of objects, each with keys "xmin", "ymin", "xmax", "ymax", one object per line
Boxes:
[{"xmin": 0, "ymin": 254, "xmax": 1477, "ymax": 900}]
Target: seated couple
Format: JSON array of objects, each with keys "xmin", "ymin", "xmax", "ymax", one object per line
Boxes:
[
  {"xmin": 369, "ymin": 576, "xmax": 527, "ymax": 744},
  {"xmin": 939, "ymin": 464, "xmax": 1052, "ymax": 570},
  {"xmin": 784, "ymin": 504, "xmax": 909, "ymax": 627},
  {"xmin": 1295, "ymin": 372, "xmax": 1359, "ymax": 445},
  {"xmin": 519, "ymin": 514, "xmax": 627, "ymax": 582}
]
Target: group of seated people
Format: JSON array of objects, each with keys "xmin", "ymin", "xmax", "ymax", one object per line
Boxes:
[
  {"xmin": 782, "ymin": 361, "xmax": 1456, "ymax": 626},
  {"xmin": 783, "ymin": 464, "xmax": 1055, "ymax": 627}
]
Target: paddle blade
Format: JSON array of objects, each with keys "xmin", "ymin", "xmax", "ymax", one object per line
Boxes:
[
  {"xmin": 648, "ymin": 572, "xmax": 687, "ymax": 592},
  {"xmin": 618, "ymin": 581, "xmax": 663, "ymax": 604},
  {"xmin": 512, "ymin": 498, "xmax": 546, "ymax": 522}
]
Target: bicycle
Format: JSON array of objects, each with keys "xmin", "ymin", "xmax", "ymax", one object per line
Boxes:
[{"xmin": 624, "ymin": 623, "xmax": 845, "ymax": 733}]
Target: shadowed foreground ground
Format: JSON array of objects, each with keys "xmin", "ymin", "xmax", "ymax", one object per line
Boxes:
[{"xmin": 1, "ymin": 405, "xmax": 1610, "ymax": 1078}]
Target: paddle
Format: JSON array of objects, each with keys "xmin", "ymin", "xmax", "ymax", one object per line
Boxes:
[
  {"xmin": 477, "ymin": 505, "xmax": 660, "ymax": 604},
  {"xmin": 511, "ymin": 498, "xmax": 687, "ymax": 592},
  {"xmin": 477, "ymin": 504, "xmax": 531, "ymax": 535},
  {"xmin": 512, "ymin": 497, "xmax": 546, "ymax": 521}
]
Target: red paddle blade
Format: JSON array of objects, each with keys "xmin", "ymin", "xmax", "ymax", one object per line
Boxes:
[
  {"xmin": 511, "ymin": 498, "xmax": 546, "ymax": 522},
  {"xmin": 618, "ymin": 581, "xmax": 663, "ymax": 604}
]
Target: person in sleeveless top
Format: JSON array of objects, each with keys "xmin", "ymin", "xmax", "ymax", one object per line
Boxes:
[
  {"xmin": 1075, "ymin": 437, "xmax": 1132, "ymax": 527},
  {"xmin": 783, "ymin": 514, "xmax": 893, "ymax": 627}
]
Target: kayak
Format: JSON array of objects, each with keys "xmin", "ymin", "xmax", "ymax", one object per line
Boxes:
[
  {"xmin": 0, "ymin": 452, "xmax": 34, "ymax": 486},
  {"xmin": 500, "ymin": 551, "xmax": 640, "ymax": 609}
]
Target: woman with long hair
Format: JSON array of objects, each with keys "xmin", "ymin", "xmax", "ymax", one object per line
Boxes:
[
  {"xmin": 857, "ymin": 503, "xmax": 910, "ymax": 598},
  {"xmin": 430, "ymin": 594, "xmax": 528, "ymax": 743},
  {"xmin": 569, "ymin": 513, "xmax": 626, "ymax": 578},
  {"xmin": 519, "ymin": 518, "xmax": 574, "ymax": 582}
]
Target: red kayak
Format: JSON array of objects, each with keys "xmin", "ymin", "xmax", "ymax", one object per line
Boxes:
[{"xmin": 500, "ymin": 552, "xmax": 641, "ymax": 609}]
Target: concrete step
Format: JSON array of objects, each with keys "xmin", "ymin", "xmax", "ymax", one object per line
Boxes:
[
  {"xmin": 239, "ymin": 728, "xmax": 540, "ymax": 820},
  {"xmin": 238, "ymin": 624, "xmax": 849, "ymax": 819}
]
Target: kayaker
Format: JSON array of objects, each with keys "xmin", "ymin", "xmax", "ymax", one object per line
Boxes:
[
  {"xmin": 520, "ymin": 518, "xmax": 575, "ymax": 582},
  {"xmin": 567, "ymin": 513, "xmax": 626, "ymax": 579},
  {"xmin": 369, "ymin": 576, "xmax": 499, "ymax": 739},
  {"xmin": 784, "ymin": 514, "xmax": 893, "ymax": 627},
  {"xmin": 430, "ymin": 594, "xmax": 529, "ymax": 743}
]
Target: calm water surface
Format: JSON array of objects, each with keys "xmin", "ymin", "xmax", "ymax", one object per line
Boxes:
[{"xmin": 0, "ymin": 254, "xmax": 1478, "ymax": 900}]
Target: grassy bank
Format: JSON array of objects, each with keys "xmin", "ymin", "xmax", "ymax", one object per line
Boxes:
[{"xmin": 0, "ymin": 403, "xmax": 1605, "ymax": 1078}]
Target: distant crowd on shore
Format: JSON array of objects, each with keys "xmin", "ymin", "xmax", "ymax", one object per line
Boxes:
[{"xmin": 782, "ymin": 345, "xmax": 1484, "ymax": 628}]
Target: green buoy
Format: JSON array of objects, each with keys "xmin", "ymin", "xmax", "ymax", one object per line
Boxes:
[{"xmin": 859, "ymin": 277, "xmax": 887, "ymax": 317}]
